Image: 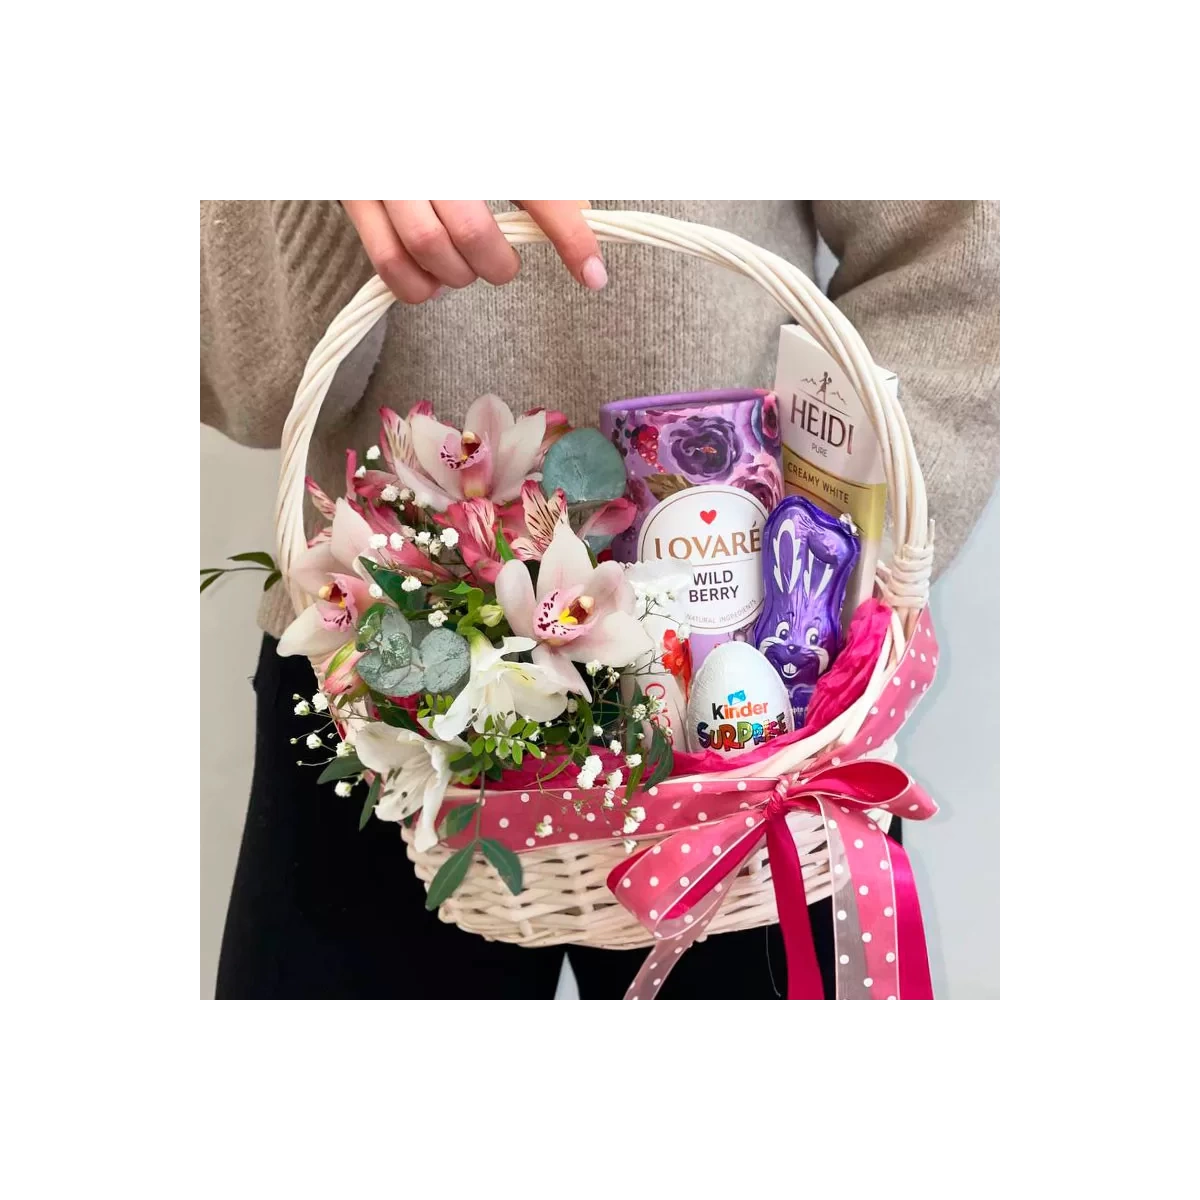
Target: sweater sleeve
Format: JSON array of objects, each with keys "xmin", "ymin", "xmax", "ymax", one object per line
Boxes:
[
  {"xmin": 810, "ymin": 200, "xmax": 1000, "ymax": 578},
  {"xmin": 200, "ymin": 200, "xmax": 377, "ymax": 448}
]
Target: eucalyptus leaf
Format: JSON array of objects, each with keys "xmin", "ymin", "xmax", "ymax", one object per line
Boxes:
[
  {"xmin": 355, "ymin": 604, "xmax": 388, "ymax": 651},
  {"xmin": 424, "ymin": 843, "xmax": 477, "ymax": 910},
  {"xmin": 356, "ymin": 609, "xmax": 423, "ymax": 695},
  {"xmin": 318, "ymin": 754, "xmax": 364, "ymax": 784},
  {"xmin": 418, "ymin": 627, "xmax": 470, "ymax": 696},
  {"xmin": 200, "ymin": 573, "xmax": 219, "ymax": 594},
  {"xmin": 542, "ymin": 428, "xmax": 627, "ymax": 504},
  {"xmin": 262, "ymin": 570, "xmax": 281, "ymax": 592},
  {"xmin": 480, "ymin": 838, "xmax": 523, "ymax": 896}
]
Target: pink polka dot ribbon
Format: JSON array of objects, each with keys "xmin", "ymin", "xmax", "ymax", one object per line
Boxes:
[
  {"xmin": 431, "ymin": 610, "xmax": 943, "ymax": 1000},
  {"xmin": 607, "ymin": 758, "xmax": 936, "ymax": 1000}
]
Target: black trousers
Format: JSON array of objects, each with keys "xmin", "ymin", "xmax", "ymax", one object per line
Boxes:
[{"xmin": 216, "ymin": 635, "xmax": 838, "ymax": 1000}]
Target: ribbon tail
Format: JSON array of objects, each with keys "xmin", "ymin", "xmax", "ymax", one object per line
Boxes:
[
  {"xmin": 623, "ymin": 901, "xmax": 722, "ymax": 1000},
  {"xmin": 765, "ymin": 813, "xmax": 824, "ymax": 1000},
  {"xmin": 888, "ymin": 839, "xmax": 934, "ymax": 1000}
]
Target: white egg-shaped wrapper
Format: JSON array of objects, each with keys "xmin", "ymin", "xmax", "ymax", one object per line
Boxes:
[{"xmin": 683, "ymin": 641, "xmax": 795, "ymax": 756}]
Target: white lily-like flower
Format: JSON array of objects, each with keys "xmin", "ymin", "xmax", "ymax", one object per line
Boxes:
[
  {"xmin": 354, "ymin": 722, "xmax": 463, "ymax": 853},
  {"xmin": 432, "ymin": 633, "xmax": 569, "ymax": 740}
]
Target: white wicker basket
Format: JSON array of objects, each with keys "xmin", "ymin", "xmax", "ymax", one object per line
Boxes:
[{"xmin": 275, "ymin": 210, "xmax": 933, "ymax": 951}]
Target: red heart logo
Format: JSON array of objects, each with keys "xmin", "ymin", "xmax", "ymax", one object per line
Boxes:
[{"xmin": 700, "ymin": 509, "xmax": 717, "ymax": 525}]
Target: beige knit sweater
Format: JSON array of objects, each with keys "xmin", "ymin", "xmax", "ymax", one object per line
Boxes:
[{"xmin": 200, "ymin": 200, "xmax": 1000, "ymax": 638}]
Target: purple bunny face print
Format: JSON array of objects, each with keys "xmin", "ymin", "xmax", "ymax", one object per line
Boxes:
[{"xmin": 752, "ymin": 496, "xmax": 859, "ymax": 724}]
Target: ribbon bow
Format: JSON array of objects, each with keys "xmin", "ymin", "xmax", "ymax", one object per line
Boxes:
[{"xmin": 607, "ymin": 759, "xmax": 937, "ymax": 1000}]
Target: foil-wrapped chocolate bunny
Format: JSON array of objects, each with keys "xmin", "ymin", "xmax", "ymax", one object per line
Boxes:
[{"xmin": 752, "ymin": 496, "xmax": 859, "ymax": 726}]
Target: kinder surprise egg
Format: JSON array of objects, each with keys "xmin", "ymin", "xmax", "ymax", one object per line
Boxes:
[{"xmin": 683, "ymin": 641, "xmax": 794, "ymax": 756}]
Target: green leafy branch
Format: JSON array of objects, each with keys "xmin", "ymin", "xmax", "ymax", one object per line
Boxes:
[
  {"xmin": 200, "ymin": 550, "xmax": 280, "ymax": 594},
  {"xmin": 448, "ymin": 713, "xmax": 546, "ymax": 784},
  {"xmin": 425, "ymin": 796, "xmax": 523, "ymax": 908}
]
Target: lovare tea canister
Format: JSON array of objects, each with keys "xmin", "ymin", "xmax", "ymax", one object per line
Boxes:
[{"xmin": 601, "ymin": 389, "xmax": 783, "ymax": 669}]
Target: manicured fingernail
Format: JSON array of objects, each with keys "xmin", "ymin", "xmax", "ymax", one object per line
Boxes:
[
  {"xmin": 430, "ymin": 286, "xmax": 447, "ymax": 300},
  {"xmin": 581, "ymin": 255, "xmax": 608, "ymax": 291}
]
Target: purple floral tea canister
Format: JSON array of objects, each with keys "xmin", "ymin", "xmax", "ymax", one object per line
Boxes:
[{"xmin": 601, "ymin": 389, "xmax": 784, "ymax": 670}]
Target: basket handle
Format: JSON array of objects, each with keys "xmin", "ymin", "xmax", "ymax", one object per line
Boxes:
[{"xmin": 276, "ymin": 209, "xmax": 933, "ymax": 626}]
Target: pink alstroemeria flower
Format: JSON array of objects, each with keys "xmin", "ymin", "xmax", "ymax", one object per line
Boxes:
[
  {"xmin": 379, "ymin": 401, "xmax": 434, "ymax": 474},
  {"xmin": 392, "ymin": 394, "xmax": 546, "ymax": 510},
  {"xmin": 508, "ymin": 480, "xmax": 569, "ymax": 559},
  {"xmin": 305, "ymin": 476, "xmax": 338, "ymax": 522},
  {"xmin": 343, "ymin": 401, "xmax": 437, "ymax": 503},
  {"xmin": 494, "ymin": 522, "xmax": 653, "ymax": 699},
  {"xmin": 317, "ymin": 640, "xmax": 367, "ymax": 698},
  {"xmin": 508, "ymin": 480, "xmax": 638, "ymax": 559},
  {"xmin": 343, "ymin": 448, "xmax": 400, "ymax": 504},
  {"xmin": 575, "ymin": 496, "xmax": 637, "ymax": 542},
  {"xmin": 358, "ymin": 504, "xmax": 453, "ymax": 584},
  {"xmin": 433, "ymin": 497, "xmax": 529, "ymax": 584}
]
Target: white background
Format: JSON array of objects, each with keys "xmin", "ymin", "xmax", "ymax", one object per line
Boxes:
[{"xmin": 200, "ymin": 424, "xmax": 999, "ymax": 1000}]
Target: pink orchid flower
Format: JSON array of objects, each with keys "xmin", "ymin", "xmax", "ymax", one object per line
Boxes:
[
  {"xmin": 494, "ymin": 522, "xmax": 653, "ymax": 699},
  {"xmin": 390, "ymin": 394, "xmax": 546, "ymax": 510},
  {"xmin": 278, "ymin": 499, "xmax": 443, "ymax": 658},
  {"xmin": 278, "ymin": 500, "xmax": 380, "ymax": 658}
]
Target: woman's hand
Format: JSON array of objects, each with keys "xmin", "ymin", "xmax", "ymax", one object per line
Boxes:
[{"xmin": 340, "ymin": 201, "xmax": 607, "ymax": 304}]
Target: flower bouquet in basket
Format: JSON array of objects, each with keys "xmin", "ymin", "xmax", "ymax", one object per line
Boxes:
[
  {"xmin": 270, "ymin": 387, "xmax": 941, "ymax": 1001},
  {"xmin": 277, "ymin": 395, "xmax": 681, "ymax": 853}
]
